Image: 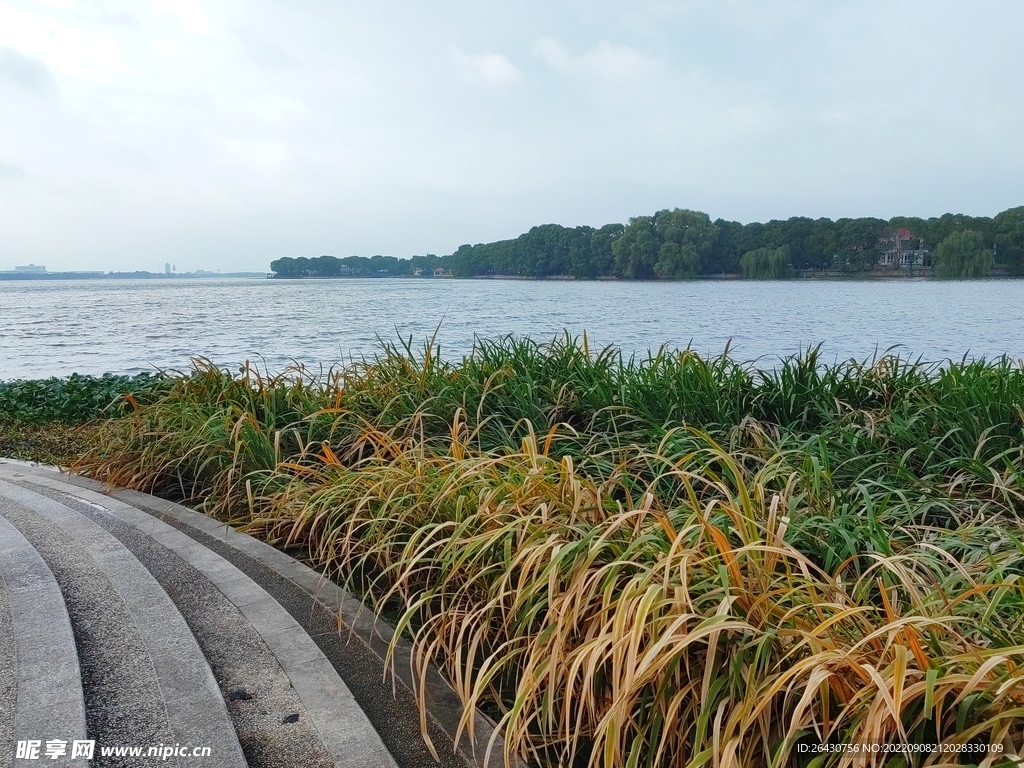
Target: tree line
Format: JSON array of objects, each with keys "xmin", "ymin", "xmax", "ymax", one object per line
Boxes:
[{"xmin": 270, "ymin": 206, "xmax": 1024, "ymax": 279}]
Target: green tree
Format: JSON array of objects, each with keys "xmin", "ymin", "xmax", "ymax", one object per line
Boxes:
[
  {"xmin": 269, "ymin": 257, "xmax": 297, "ymax": 277},
  {"xmin": 612, "ymin": 216, "xmax": 658, "ymax": 278},
  {"xmin": 409, "ymin": 253, "xmax": 442, "ymax": 275},
  {"xmin": 707, "ymin": 219, "xmax": 743, "ymax": 274},
  {"xmin": 933, "ymin": 230, "xmax": 993, "ymax": 278},
  {"xmin": 929, "ymin": 213, "xmax": 993, "ymax": 252},
  {"xmin": 270, "ymin": 205, "xmax": 1016, "ymax": 281},
  {"xmin": 586, "ymin": 223, "xmax": 623, "ymax": 278},
  {"xmin": 654, "ymin": 242, "xmax": 700, "ymax": 278},
  {"xmin": 992, "ymin": 206, "xmax": 1024, "ymax": 273},
  {"xmin": 806, "ymin": 218, "xmax": 839, "ymax": 270},
  {"xmin": 833, "ymin": 218, "xmax": 886, "ymax": 272},
  {"xmin": 759, "ymin": 217, "xmax": 814, "ymax": 269},
  {"xmin": 740, "ymin": 246, "xmax": 793, "ymax": 278},
  {"xmin": 652, "ymin": 209, "xmax": 716, "ymax": 278}
]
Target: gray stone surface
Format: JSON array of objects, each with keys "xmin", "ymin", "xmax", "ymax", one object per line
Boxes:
[
  {"xmin": 8, "ymin": 471, "xmax": 399, "ymax": 768},
  {"xmin": 0, "ymin": 509, "xmax": 86, "ymax": 767},
  {"xmin": 0, "ymin": 498, "xmax": 170, "ymax": 768},
  {"xmin": 26, "ymin": 483, "xmax": 337, "ymax": 768},
  {"xmin": 141, "ymin": 518, "xmax": 491, "ymax": 768},
  {"xmin": 0, "ymin": 479, "xmax": 246, "ymax": 768},
  {"xmin": 0, "ymin": 562, "xmax": 14, "ymax": 768},
  {"xmin": 0, "ymin": 462, "xmax": 517, "ymax": 768},
  {"xmin": 106, "ymin": 484, "xmax": 509, "ymax": 768},
  {"xmin": 0, "ymin": 507, "xmax": 89, "ymax": 765}
]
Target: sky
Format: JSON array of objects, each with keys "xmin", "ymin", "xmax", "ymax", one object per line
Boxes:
[{"xmin": 1, "ymin": 0, "xmax": 1022, "ymax": 273}]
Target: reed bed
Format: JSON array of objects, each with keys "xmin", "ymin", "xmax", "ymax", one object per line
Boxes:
[
  {"xmin": 0, "ymin": 372, "xmax": 171, "ymax": 463},
  {"xmin": 73, "ymin": 336, "xmax": 1024, "ymax": 767}
]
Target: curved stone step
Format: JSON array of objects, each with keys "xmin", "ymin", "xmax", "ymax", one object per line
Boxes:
[
  {"xmin": 0, "ymin": 510, "xmax": 86, "ymax": 767},
  {"xmin": 0, "ymin": 466, "xmax": 400, "ymax": 768},
  {"xmin": 0, "ymin": 550, "xmax": 14, "ymax": 768},
  {"xmin": 0, "ymin": 478, "xmax": 247, "ymax": 768},
  {"xmin": 11, "ymin": 482, "xmax": 338, "ymax": 768},
  {"xmin": 0, "ymin": 460, "xmax": 515, "ymax": 768}
]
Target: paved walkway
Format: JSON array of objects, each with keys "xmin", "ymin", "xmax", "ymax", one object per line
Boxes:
[{"xmin": 0, "ymin": 461, "xmax": 498, "ymax": 768}]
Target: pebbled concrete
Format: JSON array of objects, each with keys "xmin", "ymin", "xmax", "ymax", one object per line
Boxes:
[
  {"xmin": 22, "ymin": 481, "xmax": 336, "ymax": 768},
  {"xmin": 0, "ymin": 479, "xmax": 247, "ymax": 768},
  {"xmin": 0, "ymin": 512, "xmax": 87, "ymax": 767},
  {"xmin": 5, "ymin": 469, "xmax": 399, "ymax": 768},
  {"xmin": 165, "ymin": 523, "xmax": 471, "ymax": 768},
  {"xmin": 0, "ymin": 561, "xmax": 15, "ymax": 768},
  {"xmin": 118, "ymin": 490, "xmax": 486, "ymax": 768},
  {"xmin": 0, "ymin": 460, "xmax": 520, "ymax": 768},
  {"xmin": 107, "ymin": 487, "xmax": 509, "ymax": 768},
  {"xmin": 0, "ymin": 500, "xmax": 174, "ymax": 768}
]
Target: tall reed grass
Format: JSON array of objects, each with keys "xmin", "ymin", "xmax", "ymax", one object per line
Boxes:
[{"xmin": 74, "ymin": 336, "xmax": 1024, "ymax": 766}]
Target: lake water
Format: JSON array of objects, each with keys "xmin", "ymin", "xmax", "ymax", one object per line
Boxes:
[{"xmin": 2, "ymin": 278, "xmax": 1023, "ymax": 380}]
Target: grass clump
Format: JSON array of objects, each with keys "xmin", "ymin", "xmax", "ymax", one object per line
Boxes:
[
  {"xmin": 69, "ymin": 336, "xmax": 1024, "ymax": 766},
  {"xmin": 0, "ymin": 417, "xmax": 105, "ymax": 465},
  {"xmin": 0, "ymin": 372, "xmax": 172, "ymax": 464}
]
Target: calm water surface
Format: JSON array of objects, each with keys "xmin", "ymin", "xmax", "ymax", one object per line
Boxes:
[{"xmin": 2, "ymin": 278, "xmax": 1023, "ymax": 380}]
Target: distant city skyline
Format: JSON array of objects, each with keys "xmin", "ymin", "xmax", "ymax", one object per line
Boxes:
[
  {"xmin": 2, "ymin": 0, "xmax": 1023, "ymax": 273},
  {"xmin": 0, "ymin": 261, "xmax": 263, "ymax": 275}
]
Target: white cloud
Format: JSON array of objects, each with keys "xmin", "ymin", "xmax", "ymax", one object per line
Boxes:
[
  {"xmin": 0, "ymin": 2, "xmax": 122, "ymax": 77},
  {"xmin": 154, "ymin": 37, "xmax": 186, "ymax": 56},
  {"xmin": 218, "ymin": 138, "xmax": 290, "ymax": 173},
  {"xmin": 0, "ymin": 159, "xmax": 27, "ymax": 179},
  {"xmin": 534, "ymin": 38, "xmax": 658, "ymax": 83},
  {"xmin": 152, "ymin": 0, "xmax": 211, "ymax": 34},
  {"xmin": 452, "ymin": 49, "xmax": 522, "ymax": 86},
  {"xmin": 235, "ymin": 94, "xmax": 308, "ymax": 125},
  {"xmin": 533, "ymin": 38, "xmax": 569, "ymax": 70},
  {"xmin": 0, "ymin": 46, "xmax": 57, "ymax": 92},
  {"xmin": 583, "ymin": 41, "xmax": 658, "ymax": 82}
]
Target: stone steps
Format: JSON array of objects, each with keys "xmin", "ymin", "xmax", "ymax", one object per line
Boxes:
[
  {"xmin": 0, "ymin": 510, "xmax": 86, "ymax": 767},
  {"xmin": 0, "ymin": 478, "xmax": 247, "ymax": 768},
  {"xmin": 0, "ymin": 463, "xmax": 406, "ymax": 768}
]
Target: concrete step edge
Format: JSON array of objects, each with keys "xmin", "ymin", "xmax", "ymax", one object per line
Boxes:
[
  {"xmin": 0, "ymin": 477, "xmax": 248, "ymax": 768},
  {"xmin": 0, "ymin": 512, "xmax": 87, "ymax": 765},
  {"xmin": 0, "ymin": 465, "xmax": 398, "ymax": 768},
  {"xmin": 0, "ymin": 460, "xmax": 518, "ymax": 768}
]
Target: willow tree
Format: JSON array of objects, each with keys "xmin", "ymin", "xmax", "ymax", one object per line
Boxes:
[
  {"xmin": 612, "ymin": 216, "xmax": 658, "ymax": 279},
  {"xmin": 653, "ymin": 208, "xmax": 716, "ymax": 278},
  {"xmin": 740, "ymin": 246, "xmax": 793, "ymax": 278},
  {"xmin": 933, "ymin": 230, "xmax": 993, "ymax": 278}
]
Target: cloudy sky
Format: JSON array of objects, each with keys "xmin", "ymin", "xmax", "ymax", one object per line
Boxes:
[{"xmin": 1, "ymin": 0, "xmax": 1022, "ymax": 272}]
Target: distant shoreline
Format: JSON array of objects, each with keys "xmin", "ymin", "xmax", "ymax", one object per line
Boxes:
[
  {"xmin": 0, "ymin": 272, "xmax": 269, "ymax": 281},
  {"xmin": 266, "ymin": 268, "xmax": 1019, "ymax": 281},
  {"xmin": 3, "ymin": 269, "xmax": 1021, "ymax": 283}
]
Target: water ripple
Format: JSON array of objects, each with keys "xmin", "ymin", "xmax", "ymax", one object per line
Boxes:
[{"xmin": 1, "ymin": 277, "xmax": 1023, "ymax": 379}]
